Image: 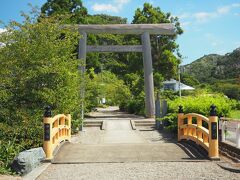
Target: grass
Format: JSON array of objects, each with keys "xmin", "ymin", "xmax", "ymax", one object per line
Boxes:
[{"xmin": 230, "ymin": 110, "xmax": 240, "ymax": 119}]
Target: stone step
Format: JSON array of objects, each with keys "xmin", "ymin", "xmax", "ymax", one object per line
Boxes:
[
  {"xmin": 135, "ymin": 123, "xmax": 155, "ymax": 126},
  {"xmin": 83, "ymin": 121, "xmax": 102, "ymax": 124},
  {"xmin": 134, "ymin": 120, "xmax": 155, "ymax": 123},
  {"xmin": 83, "ymin": 124, "xmax": 102, "ymax": 127}
]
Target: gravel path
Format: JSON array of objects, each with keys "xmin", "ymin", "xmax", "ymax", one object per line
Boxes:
[{"xmin": 37, "ymin": 162, "xmax": 240, "ymax": 180}]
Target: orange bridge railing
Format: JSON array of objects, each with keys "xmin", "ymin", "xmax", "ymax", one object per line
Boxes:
[
  {"xmin": 178, "ymin": 105, "xmax": 219, "ymax": 160},
  {"xmin": 43, "ymin": 106, "xmax": 71, "ymax": 160}
]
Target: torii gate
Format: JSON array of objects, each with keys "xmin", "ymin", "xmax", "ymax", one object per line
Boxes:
[{"xmin": 76, "ymin": 24, "xmax": 175, "ymax": 118}]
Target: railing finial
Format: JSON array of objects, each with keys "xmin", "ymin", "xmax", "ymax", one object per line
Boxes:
[
  {"xmin": 178, "ymin": 105, "xmax": 183, "ymax": 113},
  {"xmin": 44, "ymin": 106, "xmax": 52, "ymax": 117},
  {"xmin": 210, "ymin": 104, "xmax": 217, "ymax": 116}
]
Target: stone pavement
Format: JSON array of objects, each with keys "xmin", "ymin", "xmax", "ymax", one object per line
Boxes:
[
  {"xmin": 52, "ymin": 106, "xmax": 196, "ymax": 163},
  {"xmin": 52, "ymin": 143, "xmax": 193, "ymax": 163},
  {"xmin": 37, "ymin": 106, "xmax": 240, "ymax": 179}
]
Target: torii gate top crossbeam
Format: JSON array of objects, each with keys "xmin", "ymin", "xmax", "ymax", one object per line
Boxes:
[{"xmin": 71, "ymin": 24, "xmax": 175, "ymax": 35}]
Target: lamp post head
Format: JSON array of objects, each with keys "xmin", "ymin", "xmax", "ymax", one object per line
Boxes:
[
  {"xmin": 210, "ymin": 104, "xmax": 217, "ymax": 116},
  {"xmin": 44, "ymin": 106, "xmax": 52, "ymax": 117},
  {"xmin": 178, "ymin": 105, "xmax": 183, "ymax": 113}
]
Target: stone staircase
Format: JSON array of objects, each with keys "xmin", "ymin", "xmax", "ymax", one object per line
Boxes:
[
  {"xmin": 130, "ymin": 120, "xmax": 155, "ymax": 130},
  {"xmin": 83, "ymin": 120, "xmax": 106, "ymax": 130}
]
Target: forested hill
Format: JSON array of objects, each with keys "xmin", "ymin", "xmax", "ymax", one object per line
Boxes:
[{"xmin": 184, "ymin": 47, "xmax": 240, "ymax": 83}]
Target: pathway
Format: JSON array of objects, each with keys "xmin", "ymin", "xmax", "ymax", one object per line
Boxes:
[{"xmin": 37, "ymin": 107, "xmax": 240, "ymax": 179}]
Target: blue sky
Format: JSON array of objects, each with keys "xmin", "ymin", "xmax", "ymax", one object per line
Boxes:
[{"xmin": 0, "ymin": 0, "xmax": 240, "ymax": 64}]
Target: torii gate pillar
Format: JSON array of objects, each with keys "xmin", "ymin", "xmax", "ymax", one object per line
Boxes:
[
  {"xmin": 76, "ymin": 24, "xmax": 175, "ymax": 119},
  {"xmin": 78, "ymin": 31, "xmax": 87, "ymax": 120},
  {"xmin": 142, "ymin": 32, "xmax": 155, "ymax": 118}
]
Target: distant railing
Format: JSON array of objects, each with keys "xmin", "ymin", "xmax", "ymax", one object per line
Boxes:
[
  {"xmin": 178, "ymin": 105, "xmax": 219, "ymax": 160},
  {"xmin": 43, "ymin": 106, "xmax": 71, "ymax": 160},
  {"xmin": 220, "ymin": 117, "xmax": 240, "ymax": 148}
]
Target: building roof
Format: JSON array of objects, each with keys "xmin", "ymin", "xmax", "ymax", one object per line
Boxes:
[{"xmin": 163, "ymin": 79, "xmax": 195, "ymax": 91}]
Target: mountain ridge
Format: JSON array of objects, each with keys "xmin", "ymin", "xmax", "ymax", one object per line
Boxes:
[{"xmin": 183, "ymin": 47, "xmax": 240, "ymax": 83}]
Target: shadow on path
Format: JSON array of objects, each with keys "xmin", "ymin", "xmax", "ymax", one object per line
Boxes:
[{"xmin": 53, "ymin": 106, "xmax": 209, "ymax": 163}]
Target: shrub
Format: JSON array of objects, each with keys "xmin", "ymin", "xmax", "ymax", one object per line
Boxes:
[
  {"xmin": 0, "ymin": 13, "xmax": 80, "ymax": 173},
  {"xmin": 159, "ymin": 94, "xmax": 234, "ymax": 133},
  {"xmin": 160, "ymin": 90, "xmax": 178, "ymax": 100},
  {"xmin": 212, "ymin": 83, "xmax": 240, "ymax": 100},
  {"xmin": 168, "ymin": 94, "xmax": 232, "ymax": 116},
  {"xmin": 124, "ymin": 91, "xmax": 145, "ymax": 115},
  {"xmin": 85, "ymin": 70, "xmax": 131, "ymax": 111}
]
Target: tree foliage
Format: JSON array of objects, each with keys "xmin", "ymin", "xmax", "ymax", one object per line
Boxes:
[
  {"xmin": 0, "ymin": 2, "xmax": 185, "ymax": 172},
  {"xmin": 0, "ymin": 13, "xmax": 81, "ymax": 172},
  {"xmin": 0, "ymin": 14, "xmax": 81, "ymax": 121},
  {"xmin": 181, "ymin": 73, "xmax": 200, "ymax": 87},
  {"xmin": 132, "ymin": 3, "xmax": 183, "ymax": 79},
  {"xmin": 184, "ymin": 48, "xmax": 240, "ymax": 84},
  {"xmin": 40, "ymin": 2, "xmax": 184, "ymax": 115},
  {"xmin": 41, "ymin": 0, "xmax": 88, "ymax": 23},
  {"xmin": 213, "ymin": 83, "xmax": 240, "ymax": 100},
  {"xmin": 117, "ymin": 3, "xmax": 183, "ymax": 114},
  {"xmin": 160, "ymin": 94, "xmax": 234, "ymax": 132},
  {"xmin": 85, "ymin": 69, "xmax": 131, "ymax": 111}
]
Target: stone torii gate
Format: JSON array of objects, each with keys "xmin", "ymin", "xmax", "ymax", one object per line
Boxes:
[{"xmin": 76, "ymin": 24, "xmax": 175, "ymax": 118}]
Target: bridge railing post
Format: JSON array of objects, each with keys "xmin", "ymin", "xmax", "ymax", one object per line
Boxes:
[
  {"xmin": 208, "ymin": 105, "xmax": 219, "ymax": 160},
  {"xmin": 178, "ymin": 105, "xmax": 184, "ymax": 141},
  {"xmin": 66, "ymin": 114, "xmax": 71, "ymax": 140},
  {"xmin": 221, "ymin": 120, "xmax": 226, "ymax": 142},
  {"xmin": 236, "ymin": 123, "xmax": 240, "ymax": 148},
  {"xmin": 43, "ymin": 106, "xmax": 53, "ymax": 160}
]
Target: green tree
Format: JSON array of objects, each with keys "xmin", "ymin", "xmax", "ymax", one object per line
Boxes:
[
  {"xmin": 118, "ymin": 3, "xmax": 183, "ymax": 115},
  {"xmin": 0, "ymin": 14, "xmax": 81, "ymax": 120},
  {"xmin": 41, "ymin": 0, "xmax": 88, "ymax": 23},
  {"xmin": 85, "ymin": 70, "xmax": 131, "ymax": 110},
  {"xmin": 132, "ymin": 3, "xmax": 183, "ymax": 79},
  {"xmin": 213, "ymin": 83, "xmax": 240, "ymax": 100},
  {"xmin": 0, "ymin": 13, "xmax": 82, "ymax": 173},
  {"xmin": 181, "ymin": 73, "xmax": 200, "ymax": 86}
]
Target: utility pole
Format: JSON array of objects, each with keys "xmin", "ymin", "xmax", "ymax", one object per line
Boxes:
[
  {"xmin": 78, "ymin": 32, "xmax": 87, "ymax": 132},
  {"xmin": 156, "ymin": 35, "xmax": 161, "ymax": 51},
  {"xmin": 178, "ymin": 65, "xmax": 181, "ymax": 99},
  {"xmin": 178, "ymin": 56, "xmax": 187, "ymax": 99}
]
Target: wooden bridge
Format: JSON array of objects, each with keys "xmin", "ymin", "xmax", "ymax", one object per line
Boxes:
[
  {"xmin": 178, "ymin": 105, "xmax": 219, "ymax": 160},
  {"xmin": 42, "ymin": 105, "xmax": 219, "ymax": 162},
  {"xmin": 34, "ymin": 106, "xmax": 240, "ymax": 179}
]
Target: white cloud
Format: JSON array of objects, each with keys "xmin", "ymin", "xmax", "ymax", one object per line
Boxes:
[
  {"xmin": 148, "ymin": 0, "xmax": 154, "ymax": 5},
  {"xmin": 0, "ymin": 28, "xmax": 6, "ymax": 34},
  {"xmin": 116, "ymin": 0, "xmax": 130, "ymax": 3},
  {"xmin": 204, "ymin": 33, "xmax": 223, "ymax": 47},
  {"xmin": 181, "ymin": 21, "xmax": 191, "ymax": 28},
  {"xmin": 193, "ymin": 12, "xmax": 217, "ymax": 23},
  {"xmin": 217, "ymin": 6, "xmax": 231, "ymax": 14},
  {"xmin": 217, "ymin": 3, "xmax": 240, "ymax": 15},
  {"xmin": 92, "ymin": 0, "xmax": 131, "ymax": 13},
  {"xmin": 92, "ymin": 4, "xmax": 119, "ymax": 13},
  {"xmin": 232, "ymin": 3, "xmax": 240, "ymax": 8},
  {"xmin": 178, "ymin": 3, "xmax": 240, "ymax": 24},
  {"xmin": 178, "ymin": 13, "xmax": 190, "ymax": 19}
]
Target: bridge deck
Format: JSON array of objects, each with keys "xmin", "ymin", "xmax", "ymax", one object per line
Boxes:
[
  {"xmin": 53, "ymin": 143, "xmax": 202, "ymax": 163},
  {"xmin": 37, "ymin": 107, "xmax": 240, "ymax": 179},
  {"xmin": 52, "ymin": 107, "xmax": 207, "ymax": 163}
]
